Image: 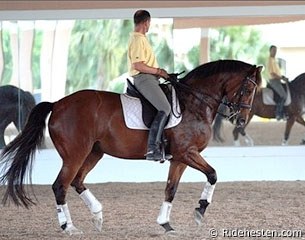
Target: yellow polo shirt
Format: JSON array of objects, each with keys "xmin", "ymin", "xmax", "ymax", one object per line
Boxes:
[
  {"xmin": 128, "ymin": 32, "xmax": 159, "ymax": 76},
  {"xmin": 267, "ymin": 57, "xmax": 282, "ymax": 79}
]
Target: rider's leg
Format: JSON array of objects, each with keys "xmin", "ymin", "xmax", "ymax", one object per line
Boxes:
[
  {"xmin": 275, "ymin": 98, "xmax": 286, "ymax": 120},
  {"xmin": 269, "ymin": 80, "xmax": 287, "ymax": 120},
  {"xmin": 134, "ymin": 74, "xmax": 171, "ymax": 160},
  {"xmin": 145, "ymin": 111, "xmax": 169, "ymax": 160}
]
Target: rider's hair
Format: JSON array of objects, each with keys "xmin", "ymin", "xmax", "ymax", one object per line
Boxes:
[
  {"xmin": 133, "ymin": 10, "xmax": 151, "ymax": 25},
  {"xmin": 269, "ymin": 45, "xmax": 277, "ymax": 51}
]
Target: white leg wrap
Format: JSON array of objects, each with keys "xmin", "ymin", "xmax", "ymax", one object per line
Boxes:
[
  {"xmin": 80, "ymin": 189, "xmax": 103, "ymax": 232},
  {"xmin": 200, "ymin": 182, "xmax": 216, "ymax": 203},
  {"xmin": 80, "ymin": 189, "xmax": 102, "ymax": 214},
  {"xmin": 56, "ymin": 203, "xmax": 73, "ymax": 228},
  {"xmin": 245, "ymin": 134, "xmax": 254, "ymax": 146},
  {"xmin": 157, "ymin": 201, "xmax": 172, "ymax": 225},
  {"xmin": 234, "ymin": 140, "xmax": 240, "ymax": 146}
]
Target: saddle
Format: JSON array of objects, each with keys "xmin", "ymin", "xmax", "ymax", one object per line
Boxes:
[
  {"xmin": 262, "ymin": 82, "xmax": 291, "ymax": 106},
  {"xmin": 126, "ymin": 79, "xmax": 172, "ymax": 128},
  {"xmin": 266, "ymin": 82, "xmax": 288, "ymax": 103}
]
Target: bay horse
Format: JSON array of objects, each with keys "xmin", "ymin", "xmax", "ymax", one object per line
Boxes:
[
  {"xmin": 213, "ymin": 72, "xmax": 305, "ymax": 146},
  {"xmin": 0, "ymin": 60, "xmax": 262, "ymax": 235},
  {"xmin": 0, "ymin": 85, "xmax": 36, "ymax": 148}
]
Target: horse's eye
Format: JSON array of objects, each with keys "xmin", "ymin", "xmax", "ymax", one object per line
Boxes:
[{"xmin": 244, "ymin": 89, "xmax": 252, "ymax": 96}]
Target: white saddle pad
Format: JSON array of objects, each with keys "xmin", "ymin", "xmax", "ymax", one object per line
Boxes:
[
  {"xmin": 262, "ymin": 87, "xmax": 291, "ymax": 106},
  {"xmin": 120, "ymin": 88, "xmax": 182, "ymax": 130}
]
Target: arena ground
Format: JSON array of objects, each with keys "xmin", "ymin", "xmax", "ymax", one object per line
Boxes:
[
  {"xmin": 0, "ymin": 181, "xmax": 304, "ymax": 240},
  {"xmin": 1, "ymin": 121, "xmax": 305, "ymax": 239}
]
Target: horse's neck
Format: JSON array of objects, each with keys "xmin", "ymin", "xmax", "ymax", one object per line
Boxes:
[{"xmin": 184, "ymin": 90, "xmax": 221, "ymax": 124}]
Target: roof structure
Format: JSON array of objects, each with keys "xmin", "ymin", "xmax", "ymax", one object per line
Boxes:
[{"xmin": 0, "ymin": 1, "xmax": 305, "ymax": 28}]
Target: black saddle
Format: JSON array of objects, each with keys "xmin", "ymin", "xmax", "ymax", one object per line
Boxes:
[
  {"xmin": 266, "ymin": 82, "xmax": 288, "ymax": 103},
  {"xmin": 126, "ymin": 79, "xmax": 172, "ymax": 128}
]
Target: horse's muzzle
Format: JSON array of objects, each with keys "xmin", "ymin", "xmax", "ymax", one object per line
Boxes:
[{"xmin": 236, "ymin": 117, "xmax": 246, "ymax": 128}]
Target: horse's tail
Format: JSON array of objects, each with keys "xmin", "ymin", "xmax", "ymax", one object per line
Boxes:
[
  {"xmin": 212, "ymin": 112, "xmax": 226, "ymax": 143},
  {"xmin": 0, "ymin": 101, "xmax": 53, "ymax": 208}
]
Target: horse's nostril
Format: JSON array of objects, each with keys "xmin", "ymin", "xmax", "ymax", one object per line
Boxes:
[{"xmin": 237, "ymin": 118, "xmax": 246, "ymax": 127}]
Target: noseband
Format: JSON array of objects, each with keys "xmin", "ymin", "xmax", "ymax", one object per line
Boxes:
[{"xmin": 221, "ymin": 73, "xmax": 258, "ymax": 121}]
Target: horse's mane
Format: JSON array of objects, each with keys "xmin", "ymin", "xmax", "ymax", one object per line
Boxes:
[
  {"xmin": 168, "ymin": 60, "xmax": 254, "ymax": 113},
  {"xmin": 181, "ymin": 59, "xmax": 252, "ymax": 83},
  {"xmin": 290, "ymin": 72, "xmax": 305, "ymax": 94}
]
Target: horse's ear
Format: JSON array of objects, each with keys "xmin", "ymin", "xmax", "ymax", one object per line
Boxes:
[
  {"xmin": 255, "ymin": 65, "xmax": 264, "ymax": 88},
  {"xmin": 256, "ymin": 65, "xmax": 264, "ymax": 73}
]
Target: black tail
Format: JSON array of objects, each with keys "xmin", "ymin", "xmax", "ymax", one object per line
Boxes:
[{"xmin": 0, "ymin": 102, "xmax": 53, "ymax": 208}]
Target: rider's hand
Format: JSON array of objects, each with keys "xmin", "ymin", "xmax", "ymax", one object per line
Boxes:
[
  {"xmin": 282, "ymin": 76, "xmax": 289, "ymax": 82},
  {"xmin": 157, "ymin": 68, "xmax": 169, "ymax": 79}
]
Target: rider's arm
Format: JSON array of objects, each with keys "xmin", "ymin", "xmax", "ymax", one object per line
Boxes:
[
  {"xmin": 270, "ymin": 72, "xmax": 282, "ymax": 80},
  {"xmin": 133, "ymin": 61, "xmax": 169, "ymax": 79}
]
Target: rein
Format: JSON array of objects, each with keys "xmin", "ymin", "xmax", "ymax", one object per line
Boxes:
[
  {"xmin": 220, "ymin": 74, "xmax": 258, "ymax": 122},
  {"xmin": 166, "ymin": 72, "xmax": 221, "ymax": 114},
  {"xmin": 166, "ymin": 69, "xmax": 258, "ymax": 121}
]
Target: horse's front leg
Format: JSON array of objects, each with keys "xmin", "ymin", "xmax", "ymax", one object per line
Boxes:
[
  {"xmin": 185, "ymin": 147, "xmax": 217, "ymax": 226},
  {"xmin": 157, "ymin": 161, "xmax": 187, "ymax": 233}
]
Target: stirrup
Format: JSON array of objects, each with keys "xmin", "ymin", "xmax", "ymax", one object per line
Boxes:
[{"xmin": 145, "ymin": 150, "xmax": 172, "ymax": 162}]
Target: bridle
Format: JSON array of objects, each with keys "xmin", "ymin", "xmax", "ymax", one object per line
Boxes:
[
  {"xmin": 220, "ymin": 72, "xmax": 258, "ymax": 123},
  {"xmin": 166, "ymin": 69, "xmax": 258, "ymax": 124}
]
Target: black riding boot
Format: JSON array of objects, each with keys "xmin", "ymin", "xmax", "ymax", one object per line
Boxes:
[
  {"xmin": 145, "ymin": 111, "xmax": 171, "ymax": 161},
  {"xmin": 275, "ymin": 98, "xmax": 285, "ymax": 120}
]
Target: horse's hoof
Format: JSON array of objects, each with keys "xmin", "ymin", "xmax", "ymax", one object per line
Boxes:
[
  {"xmin": 91, "ymin": 214, "xmax": 103, "ymax": 232},
  {"xmin": 165, "ymin": 229, "xmax": 177, "ymax": 236},
  {"xmin": 161, "ymin": 222, "xmax": 175, "ymax": 234},
  {"xmin": 194, "ymin": 209, "xmax": 203, "ymax": 226},
  {"xmin": 64, "ymin": 225, "xmax": 83, "ymax": 235}
]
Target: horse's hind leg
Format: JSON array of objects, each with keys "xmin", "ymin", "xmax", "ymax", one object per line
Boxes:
[
  {"xmin": 157, "ymin": 161, "xmax": 187, "ymax": 233},
  {"xmin": 71, "ymin": 143, "xmax": 104, "ymax": 232},
  {"xmin": 52, "ymin": 147, "xmax": 93, "ymax": 235},
  {"xmin": 52, "ymin": 163, "xmax": 85, "ymax": 235}
]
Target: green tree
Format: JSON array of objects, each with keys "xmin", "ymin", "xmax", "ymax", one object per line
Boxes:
[
  {"xmin": 67, "ymin": 19, "xmax": 174, "ymax": 94},
  {"xmin": 148, "ymin": 24, "xmax": 174, "ymax": 73},
  {"xmin": 31, "ymin": 28, "xmax": 42, "ymax": 89},
  {"xmin": 1, "ymin": 29, "xmax": 12, "ymax": 85},
  {"xmin": 174, "ymin": 26, "xmax": 270, "ymax": 80},
  {"xmin": 66, "ymin": 19, "xmax": 133, "ymax": 94},
  {"xmin": 209, "ymin": 26, "xmax": 270, "ymax": 68}
]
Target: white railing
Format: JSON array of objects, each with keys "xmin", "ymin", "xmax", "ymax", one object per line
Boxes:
[{"xmin": 21, "ymin": 146, "xmax": 305, "ymax": 184}]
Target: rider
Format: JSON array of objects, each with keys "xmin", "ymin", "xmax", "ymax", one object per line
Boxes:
[
  {"xmin": 266, "ymin": 45, "xmax": 289, "ymax": 120},
  {"xmin": 127, "ymin": 9, "xmax": 171, "ymax": 161}
]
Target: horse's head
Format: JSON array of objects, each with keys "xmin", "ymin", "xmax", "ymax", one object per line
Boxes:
[{"xmin": 224, "ymin": 65, "xmax": 263, "ymax": 128}]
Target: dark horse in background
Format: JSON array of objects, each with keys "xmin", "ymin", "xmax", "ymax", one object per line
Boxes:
[
  {"xmin": 213, "ymin": 72, "xmax": 305, "ymax": 146},
  {"xmin": 0, "ymin": 85, "xmax": 36, "ymax": 148},
  {"xmin": 0, "ymin": 60, "xmax": 262, "ymax": 236}
]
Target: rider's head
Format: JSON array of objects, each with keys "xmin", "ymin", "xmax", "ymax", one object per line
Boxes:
[
  {"xmin": 133, "ymin": 10, "xmax": 151, "ymax": 33},
  {"xmin": 269, "ymin": 45, "xmax": 277, "ymax": 58}
]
